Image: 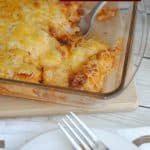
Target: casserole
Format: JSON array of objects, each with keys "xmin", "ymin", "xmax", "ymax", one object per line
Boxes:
[{"xmin": 0, "ymin": 1, "xmax": 147, "ymax": 105}]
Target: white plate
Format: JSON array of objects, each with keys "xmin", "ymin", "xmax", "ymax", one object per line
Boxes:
[{"xmin": 20, "ymin": 128, "xmax": 138, "ymax": 150}]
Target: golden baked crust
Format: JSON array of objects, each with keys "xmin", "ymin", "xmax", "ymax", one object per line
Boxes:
[
  {"xmin": 96, "ymin": 6, "xmax": 119, "ymax": 21},
  {"xmin": 0, "ymin": 0, "xmax": 122, "ymax": 92}
]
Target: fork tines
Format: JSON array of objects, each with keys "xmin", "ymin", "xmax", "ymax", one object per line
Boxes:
[{"xmin": 58, "ymin": 112, "xmax": 108, "ymax": 150}]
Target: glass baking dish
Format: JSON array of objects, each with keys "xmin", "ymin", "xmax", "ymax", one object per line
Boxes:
[{"xmin": 0, "ymin": 1, "xmax": 148, "ymax": 106}]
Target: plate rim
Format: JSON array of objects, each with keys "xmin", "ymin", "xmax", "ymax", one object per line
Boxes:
[{"xmin": 20, "ymin": 127, "xmax": 138, "ymax": 150}]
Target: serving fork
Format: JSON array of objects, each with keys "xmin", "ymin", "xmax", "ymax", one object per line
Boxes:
[{"xmin": 58, "ymin": 112, "xmax": 109, "ymax": 150}]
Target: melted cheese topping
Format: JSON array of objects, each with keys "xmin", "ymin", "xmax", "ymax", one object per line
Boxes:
[{"xmin": 0, "ymin": 0, "xmax": 121, "ymax": 92}]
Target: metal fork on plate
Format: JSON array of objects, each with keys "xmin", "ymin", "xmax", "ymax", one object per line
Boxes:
[{"xmin": 58, "ymin": 112, "xmax": 109, "ymax": 150}]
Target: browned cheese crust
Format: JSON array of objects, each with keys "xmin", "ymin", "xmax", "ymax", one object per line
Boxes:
[{"xmin": 0, "ymin": 0, "xmax": 122, "ymax": 92}]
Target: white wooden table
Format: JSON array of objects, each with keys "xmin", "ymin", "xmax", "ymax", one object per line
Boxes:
[{"xmin": 0, "ymin": 5, "xmax": 150, "ymax": 150}]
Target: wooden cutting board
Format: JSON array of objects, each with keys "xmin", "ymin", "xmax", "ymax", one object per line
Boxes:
[{"xmin": 0, "ymin": 81, "xmax": 138, "ymax": 117}]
